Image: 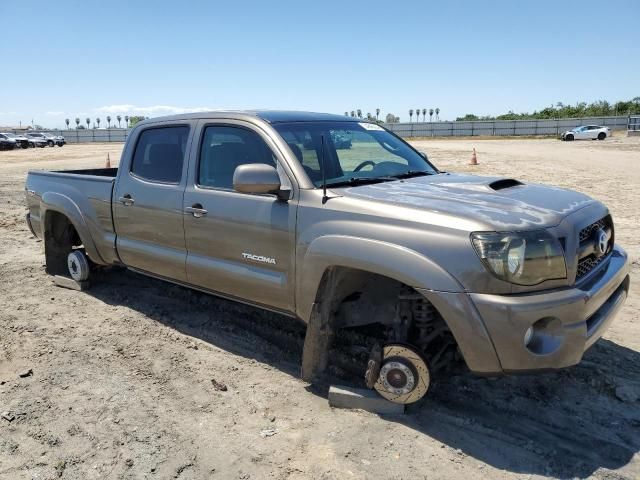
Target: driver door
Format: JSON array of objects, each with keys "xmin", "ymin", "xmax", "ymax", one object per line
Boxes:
[{"xmin": 182, "ymin": 120, "xmax": 297, "ymax": 313}]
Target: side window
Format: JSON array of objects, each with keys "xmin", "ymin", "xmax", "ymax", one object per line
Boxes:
[
  {"xmin": 131, "ymin": 126, "xmax": 189, "ymax": 184},
  {"xmin": 198, "ymin": 126, "xmax": 277, "ymax": 189}
]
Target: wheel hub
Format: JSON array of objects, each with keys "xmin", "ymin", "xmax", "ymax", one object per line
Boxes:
[
  {"xmin": 379, "ymin": 361, "xmax": 415, "ymax": 395},
  {"xmin": 373, "ymin": 344, "xmax": 430, "ymax": 404}
]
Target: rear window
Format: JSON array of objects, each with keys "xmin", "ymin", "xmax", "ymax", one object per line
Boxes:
[{"xmin": 131, "ymin": 126, "xmax": 189, "ymax": 183}]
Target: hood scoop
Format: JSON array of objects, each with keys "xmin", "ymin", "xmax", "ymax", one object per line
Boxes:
[{"xmin": 488, "ymin": 178, "xmax": 524, "ymax": 191}]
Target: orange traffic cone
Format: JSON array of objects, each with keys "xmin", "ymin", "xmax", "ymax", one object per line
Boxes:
[
  {"xmin": 106, "ymin": 153, "xmax": 111, "ymax": 168},
  {"xmin": 469, "ymin": 148, "xmax": 478, "ymax": 165}
]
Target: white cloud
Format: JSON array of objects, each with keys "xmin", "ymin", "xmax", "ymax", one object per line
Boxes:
[
  {"xmin": 95, "ymin": 104, "xmax": 214, "ymax": 116},
  {"xmin": 45, "ymin": 111, "xmax": 64, "ymax": 116}
]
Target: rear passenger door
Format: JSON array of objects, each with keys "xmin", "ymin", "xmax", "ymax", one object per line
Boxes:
[
  {"xmin": 182, "ymin": 120, "xmax": 297, "ymax": 313},
  {"xmin": 113, "ymin": 124, "xmax": 193, "ymax": 282}
]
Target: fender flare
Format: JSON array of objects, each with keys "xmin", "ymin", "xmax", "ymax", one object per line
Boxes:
[
  {"xmin": 296, "ymin": 235, "xmax": 464, "ymax": 323},
  {"xmin": 41, "ymin": 191, "xmax": 106, "ymax": 265}
]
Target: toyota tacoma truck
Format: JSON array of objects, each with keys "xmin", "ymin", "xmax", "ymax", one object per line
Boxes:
[{"xmin": 25, "ymin": 111, "xmax": 630, "ymax": 404}]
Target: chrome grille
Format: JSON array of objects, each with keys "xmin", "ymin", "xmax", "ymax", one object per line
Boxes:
[{"xmin": 576, "ymin": 215, "xmax": 613, "ymax": 281}]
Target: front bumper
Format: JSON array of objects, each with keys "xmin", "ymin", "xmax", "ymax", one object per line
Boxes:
[{"xmin": 419, "ymin": 245, "xmax": 629, "ymax": 374}]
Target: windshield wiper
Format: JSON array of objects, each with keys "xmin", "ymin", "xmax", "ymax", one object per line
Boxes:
[
  {"xmin": 325, "ymin": 176, "xmax": 396, "ymax": 188},
  {"xmin": 391, "ymin": 170, "xmax": 435, "ymax": 179}
]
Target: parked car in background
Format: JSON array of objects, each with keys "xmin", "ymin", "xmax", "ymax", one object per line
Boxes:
[
  {"xmin": 25, "ymin": 133, "xmax": 49, "ymax": 148},
  {"xmin": 0, "ymin": 133, "xmax": 17, "ymax": 150},
  {"xmin": 42, "ymin": 132, "xmax": 66, "ymax": 147},
  {"xmin": 561, "ymin": 125, "xmax": 611, "ymax": 141},
  {"xmin": 1, "ymin": 132, "xmax": 30, "ymax": 149},
  {"xmin": 26, "ymin": 132, "xmax": 64, "ymax": 147}
]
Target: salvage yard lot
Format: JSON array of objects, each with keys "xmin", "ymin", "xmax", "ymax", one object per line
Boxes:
[{"xmin": 1, "ymin": 137, "xmax": 639, "ymax": 479}]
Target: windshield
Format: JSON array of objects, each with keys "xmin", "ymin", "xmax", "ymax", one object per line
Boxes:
[
  {"xmin": 3, "ymin": 133, "xmax": 16, "ymax": 138},
  {"xmin": 273, "ymin": 121, "xmax": 437, "ymax": 187}
]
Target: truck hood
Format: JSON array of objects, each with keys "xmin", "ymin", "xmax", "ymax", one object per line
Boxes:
[{"xmin": 338, "ymin": 173, "xmax": 595, "ymax": 230}]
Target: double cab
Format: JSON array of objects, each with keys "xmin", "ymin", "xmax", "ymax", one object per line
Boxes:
[{"xmin": 25, "ymin": 111, "xmax": 629, "ymax": 404}]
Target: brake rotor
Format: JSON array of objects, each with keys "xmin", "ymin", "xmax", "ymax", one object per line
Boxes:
[{"xmin": 373, "ymin": 344, "xmax": 430, "ymax": 404}]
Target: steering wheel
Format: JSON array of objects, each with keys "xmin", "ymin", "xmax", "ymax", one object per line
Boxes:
[{"xmin": 353, "ymin": 160, "xmax": 376, "ymax": 172}]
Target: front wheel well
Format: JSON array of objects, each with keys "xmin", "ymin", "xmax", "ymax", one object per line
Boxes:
[{"xmin": 309, "ymin": 267, "xmax": 462, "ymax": 379}]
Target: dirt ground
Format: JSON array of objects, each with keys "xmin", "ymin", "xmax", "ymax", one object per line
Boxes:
[{"xmin": 1, "ymin": 135, "xmax": 639, "ymax": 480}]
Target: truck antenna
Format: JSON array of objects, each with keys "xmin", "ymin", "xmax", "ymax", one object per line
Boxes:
[{"xmin": 320, "ymin": 134, "xmax": 328, "ymax": 204}]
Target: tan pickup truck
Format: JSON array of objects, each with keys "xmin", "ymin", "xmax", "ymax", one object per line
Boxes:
[{"xmin": 25, "ymin": 111, "xmax": 630, "ymax": 404}]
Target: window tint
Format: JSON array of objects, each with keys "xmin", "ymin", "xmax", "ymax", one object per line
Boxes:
[
  {"xmin": 198, "ymin": 126, "xmax": 276, "ymax": 189},
  {"xmin": 131, "ymin": 126, "xmax": 189, "ymax": 183}
]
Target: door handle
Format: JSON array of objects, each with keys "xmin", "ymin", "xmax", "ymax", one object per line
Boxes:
[
  {"xmin": 185, "ymin": 204, "xmax": 207, "ymax": 218},
  {"xmin": 119, "ymin": 194, "xmax": 134, "ymax": 206}
]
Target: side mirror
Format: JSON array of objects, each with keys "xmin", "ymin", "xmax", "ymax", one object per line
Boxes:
[{"xmin": 233, "ymin": 163, "xmax": 283, "ymax": 197}]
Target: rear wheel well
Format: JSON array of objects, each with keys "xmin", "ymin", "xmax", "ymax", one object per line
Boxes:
[
  {"xmin": 43, "ymin": 211, "xmax": 82, "ymax": 276},
  {"xmin": 312, "ymin": 267, "xmax": 462, "ymax": 379}
]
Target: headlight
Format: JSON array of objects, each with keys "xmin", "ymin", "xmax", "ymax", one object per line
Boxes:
[{"xmin": 471, "ymin": 230, "xmax": 566, "ymax": 285}]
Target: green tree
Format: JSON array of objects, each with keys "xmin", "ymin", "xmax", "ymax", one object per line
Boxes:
[
  {"xmin": 429, "ymin": 108, "xmax": 434, "ymax": 122},
  {"xmin": 376, "ymin": 108, "xmax": 380, "ymax": 120},
  {"xmin": 435, "ymin": 108, "xmax": 440, "ymax": 120},
  {"xmin": 128, "ymin": 116, "xmax": 146, "ymax": 127},
  {"xmin": 117, "ymin": 115, "xmax": 122, "ymax": 128},
  {"xmin": 85, "ymin": 118, "xmax": 90, "ymax": 129},
  {"xmin": 75, "ymin": 118, "xmax": 80, "ymax": 128},
  {"xmin": 65, "ymin": 118, "xmax": 70, "ymax": 129},
  {"xmin": 409, "ymin": 109, "xmax": 413, "ymax": 122},
  {"xmin": 106, "ymin": 115, "xmax": 111, "ymax": 128}
]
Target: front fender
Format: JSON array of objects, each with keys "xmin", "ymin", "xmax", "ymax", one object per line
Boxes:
[
  {"xmin": 296, "ymin": 235, "xmax": 464, "ymax": 323},
  {"xmin": 41, "ymin": 192, "xmax": 106, "ymax": 265}
]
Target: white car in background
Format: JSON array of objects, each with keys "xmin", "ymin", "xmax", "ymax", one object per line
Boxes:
[{"xmin": 561, "ymin": 125, "xmax": 611, "ymax": 141}]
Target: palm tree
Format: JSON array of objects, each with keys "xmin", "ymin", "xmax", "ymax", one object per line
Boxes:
[
  {"xmin": 429, "ymin": 109, "xmax": 434, "ymax": 122},
  {"xmin": 435, "ymin": 108, "xmax": 440, "ymax": 120},
  {"xmin": 409, "ymin": 109, "xmax": 414, "ymax": 122},
  {"xmin": 117, "ymin": 115, "xmax": 122, "ymax": 128},
  {"xmin": 85, "ymin": 118, "xmax": 90, "ymax": 129},
  {"xmin": 344, "ymin": 112, "xmax": 349, "ymax": 117},
  {"xmin": 422, "ymin": 108, "xmax": 427, "ymax": 122},
  {"xmin": 356, "ymin": 109, "xmax": 362, "ymax": 118},
  {"xmin": 65, "ymin": 118, "xmax": 70, "ymax": 129},
  {"xmin": 350, "ymin": 110, "xmax": 355, "ymax": 118},
  {"xmin": 125, "ymin": 115, "xmax": 129, "ymax": 127},
  {"xmin": 96, "ymin": 118, "xmax": 101, "ymax": 129},
  {"xmin": 106, "ymin": 115, "xmax": 111, "ymax": 128},
  {"xmin": 75, "ymin": 118, "xmax": 80, "ymax": 128},
  {"xmin": 375, "ymin": 108, "xmax": 380, "ymax": 120}
]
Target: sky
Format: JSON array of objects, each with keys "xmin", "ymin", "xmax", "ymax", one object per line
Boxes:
[{"xmin": 1, "ymin": 0, "xmax": 638, "ymax": 128}]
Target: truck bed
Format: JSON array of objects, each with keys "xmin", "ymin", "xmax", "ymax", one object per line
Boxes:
[{"xmin": 25, "ymin": 167, "xmax": 119, "ymax": 266}]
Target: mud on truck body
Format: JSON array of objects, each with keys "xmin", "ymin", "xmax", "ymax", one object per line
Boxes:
[{"xmin": 25, "ymin": 111, "xmax": 630, "ymax": 404}]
